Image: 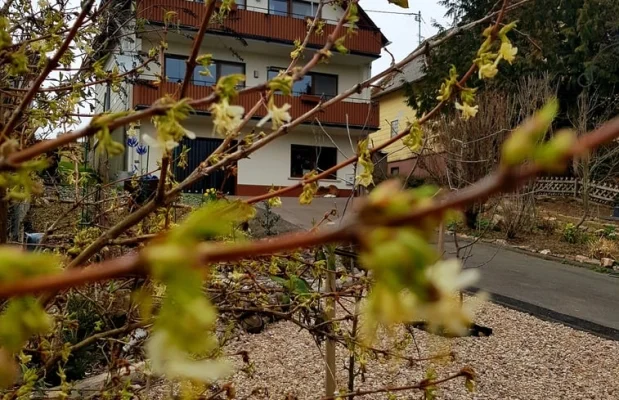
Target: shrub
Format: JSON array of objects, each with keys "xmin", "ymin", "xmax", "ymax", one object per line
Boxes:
[
  {"xmin": 499, "ymin": 194, "xmax": 536, "ymax": 239},
  {"xmin": 603, "ymin": 225, "xmax": 618, "ymax": 240},
  {"xmin": 258, "ymin": 200, "xmax": 281, "ymax": 236},
  {"xmin": 588, "ymin": 237, "xmax": 619, "ymax": 259},
  {"xmin": 475, "ymin": 217, "xmax": 492, "ymax": 232},
  {"xmin": 446, "ymin": 220, "xmax": 460, "ymax": 232},
  {"xmin": 537, "ymin": 217, "xmax": 557, "ymax": 235},
  {"xmin": 203, "ymin": 188, "xmax": 218, "ymax": 203},
  {"xmin": 562, "ymin": 223, "xmax": 579, "ymax": 243},
  {"xmin": 562, "ymin": 223, "xmax": 590, "ymax": 244}
]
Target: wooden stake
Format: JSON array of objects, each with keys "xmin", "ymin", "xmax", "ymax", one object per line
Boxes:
[
  {"xmin": 325, "ymin": 247, "xmax": 337, "ymax": 397},
  {"xmin": 437, "ymin": 220, "xmax": 445, "ymax": 257}
]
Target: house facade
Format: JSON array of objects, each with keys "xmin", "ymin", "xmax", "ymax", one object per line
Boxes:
[
  {"xmin": 97, "ymin": 0, "xmax": 386, "ymax": 197},
  {"xmin": 370, "ymin": 57, "xmax": 443, "ymax": 180}
]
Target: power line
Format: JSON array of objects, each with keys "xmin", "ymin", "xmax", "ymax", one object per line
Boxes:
[
  {"xmin": 365, "ymin": 9, "xmax": 422, "ymax": 45},
  {"xmin": 364, "ymin": 9, "xmax": 419, "ymax": 15}
]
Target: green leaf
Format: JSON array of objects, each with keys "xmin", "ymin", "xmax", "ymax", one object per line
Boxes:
[
  {"xmin": 270, "ymin": 275, "xmax": 311, "ymax": 298},
  {"xmin": 167, "ymin": 200, "xmax": 255, "ymax": 243}
]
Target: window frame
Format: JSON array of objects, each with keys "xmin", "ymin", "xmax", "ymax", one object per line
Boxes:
[
  {"xmin": 164, "ymin": 55, "xmax": 246, "ymax": 87},
  {"xmin": 290, "ymin": 144, "xmax": 338, "ymax": 179},
  {"xmin": 390, "ymin": 119, "xmax": 399, "ymax": 137},
  {"xmin": 310, "ymin": 71, "xmax": 338, "ymax": 98},
  {"xmin": 268, "ymin": 0, "xmax": 320, "ymax": 19},
  {"xmin": 390, "ymin": 167, "xmax": 400, "ymax": 176},
  {"xmin": 267, "ymin": 67, "xmax": 338, "ymax": 97},
  {"xmin": 195, "ymin": 0, "xmax": 246, "ymax": 9}
]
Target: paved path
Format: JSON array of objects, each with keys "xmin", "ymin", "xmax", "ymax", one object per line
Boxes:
[
  {"xmin": 263, "ymin": 197, "xmax": 619, "ymax": 338},
  {"xmin": 255, "ymin": 197, "xmax": 359, "ymax": 228},
  {"xmin": 444, "ymin": 238, "xmax": 619, "ymax": 336}
]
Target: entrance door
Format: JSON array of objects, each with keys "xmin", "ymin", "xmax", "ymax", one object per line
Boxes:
[{"xmin": 174, "ymin": 137, "xmax": 236, "ymax": 194}]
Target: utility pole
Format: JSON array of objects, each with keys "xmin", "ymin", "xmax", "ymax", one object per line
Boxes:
[
  {"xmin": 365, "ymin": 9, "xmax": 423, "ymax": 46},
  {"xmin": 414, "ymin": 11, "xmax": 422, "ymax": 45}
]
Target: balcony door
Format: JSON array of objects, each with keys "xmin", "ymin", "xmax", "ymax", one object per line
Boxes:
[{"xmin": 174, "ymin": 137, "xmax": 236, "ymax": 195}]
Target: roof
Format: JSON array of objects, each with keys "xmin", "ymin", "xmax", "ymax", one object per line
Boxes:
[
  {"xmin": 371, "ymin": 56, "xmax": 425, "ymax": 99},
  {"xmin": 356, "ymin": 6, "xmax": 390, "ymax": 47}
]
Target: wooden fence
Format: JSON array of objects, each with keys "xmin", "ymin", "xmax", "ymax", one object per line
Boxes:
[{"xmin": 534, "ymin": 177, "xmax": 619, "ymax": 205}]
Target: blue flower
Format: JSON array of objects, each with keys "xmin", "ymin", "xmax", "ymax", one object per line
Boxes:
[
  {"xmin": 136, "ymin": 144, "xmax": 148, "ymax": 155},
  {"xmin": 126, "ymin": 136, "xmax": 139, "ymax": 148}
]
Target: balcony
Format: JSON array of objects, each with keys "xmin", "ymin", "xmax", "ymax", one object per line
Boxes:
[
  {"xmin": 132, "ymin": 81, "xmax": 379, "ymax": 129},
  {"xmin": 136, "ymin": 0, "xmax": 384, "ymax": 56}
]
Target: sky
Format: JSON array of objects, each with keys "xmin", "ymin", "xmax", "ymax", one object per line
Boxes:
[{"xmin": 361, "ymin": 0, "xmax": 450, "ymax": 75}]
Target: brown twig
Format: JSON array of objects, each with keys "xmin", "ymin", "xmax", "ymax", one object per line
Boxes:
[
  {"xmin": 179, "ymin": 0, "xmax": 217, "ymax": 99},
  {"xmin": 0, "ymin": 0, "xmax": 95, "ymax": 139},
  {"xmin": 2, "ymin": 115, "xmax": 619, "ymax": 299},
  {"xmin": 43, "ymin": 320, "xmax": 152, "ymax": 370},
  {"xmin": 8, "ymin": 56, "xmax": 157, "ymax": 93},
  {"xmin": 320, "ymin": 370, "xmax": 467, "ymax": 399}
]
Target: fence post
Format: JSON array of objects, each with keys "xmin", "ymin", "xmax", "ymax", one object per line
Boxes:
[{"xmin": 574, "ymin": 179, "xmax": 579, "ymax": 198}]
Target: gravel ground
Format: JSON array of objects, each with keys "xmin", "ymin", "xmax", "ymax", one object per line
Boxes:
[{"xmin": 212, "ymin": 299, "xmax": 619, "ymax": 400}]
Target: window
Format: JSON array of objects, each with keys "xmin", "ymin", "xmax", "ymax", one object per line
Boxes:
[
  {"xmin": 165, "ymin": 56, "xmax": 186, "ymax": 83},
  {"xmin": 390, "ymin": 120, "xmax": 399, "ymax": 137},
  {"xmin": 165, "ymin": 56, "xmax": 244, "ymax": 87},
  {"xmin": 268, "ymin": 68, "xmax": 337, "ymax": 98},
  {"xmin": 269, "ymin": 0, "xmax": 288, "ymax": 16},
  {"xmin": 270, "ymin": 0, "xmax": 317, "ymax": 18},
  {"xmin": 219, "ymin": 62, "xmax": 244, "ymax": 79},
  {"xmin": 390, "ymin": 167, "xmax": 400, "ymax": 176},
  {"xmin": 290, "ymin": 144, "xmax": 337, "ymax": 179},
  {"xmin": 291, "ymin": 0, "xmax": 313, "ymax": 18},
  {"xmin": 235, "ymin": 0, "xmax": 246, "ymax": 9},
  {"xmin": 312, "ymin": 73, "xmax": 337, "ymax": 97}
]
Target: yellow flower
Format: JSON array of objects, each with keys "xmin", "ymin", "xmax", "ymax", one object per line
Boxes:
[
  {"xmin": 257, "ymin": 103, "xmax": 292, "ymax": 129},
  {"xmin": 147, "ymin": 331, "xmax": 232, "ymax": 382},
  {"xmin": 419, "ymin": 259, "xmax": 484, "ymax": 336},
  {"xmin": 499, "ymin": 41, "xmax": 518, "ymax": 64},
  {"xmin": 455, "ymin": 102, "xmax": 479, "ymax": 121},
  {"xmin": 426, "ymin": 259, "xmax": 479, "ymax": 295},
  {"xmin": 403, "ymin": 121, "xmax": 423, "ymax": 150},
  {"xmin": 267, "ymin": 196, "xmax": 282, "ymax": 208},
  {"xmin": 127, "ymin": 124, "xmax": 139, "ymax": 138},
  {"xmin": 142, "ymin": 134, "xmax": 179, "ymax": 151},
  {"xmin": 210, "ymin": 99, "xmax": 245, "ymax": 137},
  {"xmin": 478, "ymin": 61, "xmax": 499, "ymax": 80}
]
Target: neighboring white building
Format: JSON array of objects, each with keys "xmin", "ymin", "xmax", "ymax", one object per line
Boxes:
[{"xmin": 97, "ymin": 0, "xmax": 386, "ymax": 197}]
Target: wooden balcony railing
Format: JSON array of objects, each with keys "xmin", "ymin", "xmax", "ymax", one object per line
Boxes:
[
  {"xmin": 136, "ymin": 0, "xmax": 383, "ymax": 56},
  {"xmin": 132, "ymin": 81, "xmax": 379, "ymax": 129}
]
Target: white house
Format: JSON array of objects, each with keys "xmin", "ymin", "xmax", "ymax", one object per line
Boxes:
[{"xmin": 97, "ymin": 0, "xmax": 386, "ymax": 197}]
